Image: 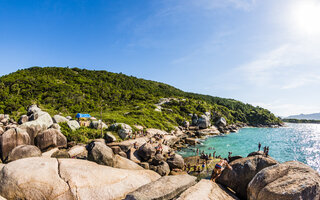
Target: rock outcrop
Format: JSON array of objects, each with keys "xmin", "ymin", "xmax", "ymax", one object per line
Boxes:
[
  {"xmin": 68, "ymin": 145, "xmax": 87, "ymax": 158},
  {"xmin": 7, "ymin": 145, "xmax": 41, "ymax": 162},
  {"xmin": 67, "ymin": 120, "xmax": 80, "ymax": 131},
  {"xmin": 0, "ymin": 157, "xmax": 160, "ymax": 200},
  {"xmin": 87, "ymin": 141, "xmax": 115, "ymax": 167},
  {"xmin": 0, "ymin": 128, "xmax": 31, "ymax": 161},
  {"xmin": 23, "ymin": 105, "xmax": 53, "ymax": 130},
  {"xmin": 217, "ymin": 155, "xmax": 278, "ymax": 199},
  {"xmin": 177, "ymin": 179, "xmax": 239, "ymax": 200},
  {"xmin": 247, "ymin": 161, "xmax": 320, "ymax": 200},
  {"xmin": 114, "ymin": 155, "xmax": 144, "ymax": 170},
  {"xmin": 125, "ymin": 174, "xmax": 197, "ymax": 200},
  {"xmin": 35, "ymin": 128, "xmax": 67, "ymax": 150},
  {"xmin": 52, "ymin": 115, "xmax": 68, "ymax": 123},
  {"xmin": 197, "ymin": 115, "xmax": 211, "ymax": 129},
  {"xmin": 167, "ymin": 154, "xmax": 185, "ymax": 170},
  {"xmin": 137, "ymin": 143, "xmax": 156, "ymax": 161},
  {"xmin": 110, "ymin": 123, "xmax": 132, "ymax": 139}
]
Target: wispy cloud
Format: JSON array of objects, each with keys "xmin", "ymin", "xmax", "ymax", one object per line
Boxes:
[{"xmin": 238, "ymin": 40, "xmax": 320, "ymax": 89}]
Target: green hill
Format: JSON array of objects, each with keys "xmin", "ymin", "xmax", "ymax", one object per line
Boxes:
[{"xmin": 0, "ymin": 67, "xmax": 282, "ymax": 130}]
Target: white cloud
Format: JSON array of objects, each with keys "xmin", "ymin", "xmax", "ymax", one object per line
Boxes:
[{"xmin": 238, "ymin": 39, "xmax": 320, "ymax": 89}]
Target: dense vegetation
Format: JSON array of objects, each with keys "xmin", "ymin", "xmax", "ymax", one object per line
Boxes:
[
  {"xmin": 0, "ymin": 67, "xmax": 282, "ymax": 130},
  {"xmin": 282, "ymin": 118, "xmax": 320, "ymax": 124}
]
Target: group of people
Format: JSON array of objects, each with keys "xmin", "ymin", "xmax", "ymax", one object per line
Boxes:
[
  {"xmin": 258, "ymin": 142, "xmax": 270, "ymax": 157},
  {"xmin": 128, "ymin": 130, "xmax": 147, "ymax": 139}
]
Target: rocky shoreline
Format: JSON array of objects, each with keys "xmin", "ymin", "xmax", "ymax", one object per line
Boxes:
[{"xmin": 0, "ymin": 105, "xmax": 317, "ymax": 200}]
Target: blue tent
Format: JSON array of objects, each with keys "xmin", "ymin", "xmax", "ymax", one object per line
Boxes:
[{"xmin": 75, "ymin": 113, "xmax": 91, "ymax": 118}]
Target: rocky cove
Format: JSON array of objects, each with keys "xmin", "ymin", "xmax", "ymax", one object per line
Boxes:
[{"xmin": 0, "ymin": 105, "xmax": 319, "ymax": 200}]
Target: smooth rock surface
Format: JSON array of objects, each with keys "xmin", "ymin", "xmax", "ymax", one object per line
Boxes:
[
  {"xmin": 87, "ymin": 141, "xmax": 115, "ymax": 167},
  {"xmin": 137, "ymin": 143, "xmax": 156, "ymax": 161},
  {"xmin": 114, "ymin": 155, "xmax": 144, "ymax": 170},
  {"xmin": 247, "ymin": 161, "xmax": 320, "ymax": 200},
  {"xmin": 0, "ymin": 157, "xmax": 160, "ymax": 200},
  {"xmin": 125, "ymin": 174, "xmax": 197, "ymax": 200},
  {"xmin": 67, "ymin": 120, "xmax": 80, "ymax": 131},
  {"xmin": 0, "ymin": 128, "xmax": 31, "ymax": 161},
  {"xmin": 167, "ymin": 154, "xmax": 185, "ymax": 170},
  {"xmin": 7, "ymin": 145, "xmax": 41, "ymax": 162},
  {"xmin": 35, "ymin": 128, "xmax": 67, "ymax": 150},
  {"xmin": 52, "ymin": 115, "xmax": 68, "ymax": 123},
  {"xmin": 68, "ymin": 145, "xmax": 87, "ymax": 158},
  {"xmin": 0, "ymin": 158, "xmax": 74, "ymax": 199},
  {"xmin": 177, "ymin": 179, "xmax": 239, "ymax": 200},
  {"xmin": 217, "ymin": 155, "xmax": 278, "ymax": 199}
]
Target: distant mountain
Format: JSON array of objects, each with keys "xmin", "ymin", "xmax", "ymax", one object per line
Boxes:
[{"xmin": 286, "ymin": 113, "xmax": 320, "ymax": 120}]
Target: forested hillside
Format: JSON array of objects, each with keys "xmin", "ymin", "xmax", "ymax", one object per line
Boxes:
[{"xmin": 0, "ymin": 67, "xmax": 282, "ymax": 130}]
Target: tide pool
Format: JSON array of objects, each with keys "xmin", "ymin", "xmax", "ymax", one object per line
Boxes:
[{"xmin": 178, "ymin": 123, "xmax": 320, "ymax": 172}]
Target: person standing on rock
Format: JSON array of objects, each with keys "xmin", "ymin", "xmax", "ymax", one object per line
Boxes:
[
  {"xmin": 210, "ymin": 159, "xmax": 232, "ymax": 182},
  {"xmin": 258, "ymin": 142, "xmax": 261, "ymax": 151}
]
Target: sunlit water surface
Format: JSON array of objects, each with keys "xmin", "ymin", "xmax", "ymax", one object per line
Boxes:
[{"xmin": 178, "ymin": 123, "xmax": 320, "ymax": 172}]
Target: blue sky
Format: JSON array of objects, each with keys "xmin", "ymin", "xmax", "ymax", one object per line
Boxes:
[{"xmin": 1, "ymin": 0, "xmax": 320, "ymax": 116}]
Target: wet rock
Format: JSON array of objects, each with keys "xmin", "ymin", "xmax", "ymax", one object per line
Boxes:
[
  {"xmin": 248, "ymin": 161, "xmax": 320, "ymax": 200},
  {"xmin": 228, "ymin": 156, "xmax": 243, "ymax": 163}
]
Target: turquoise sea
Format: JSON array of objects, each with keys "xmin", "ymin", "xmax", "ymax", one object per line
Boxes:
[{"xmin": 178, "ymin": 123, "xmax": 320, "ymax": 172}]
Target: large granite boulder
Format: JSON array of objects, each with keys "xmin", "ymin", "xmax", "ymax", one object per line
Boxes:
[
  {"xmin": 150, "ymin": 161, "xmax": 170, "ymax": 176},
  {"xmin": 197, "ymin": 115, "xmax": 211, "ymax": 129},
  {"xmin": 35, "ymin": 128, "xmax": 67, "ymax": 150},
  {"xmin": 177, "ymin": 179, "xmax": 239, "ymax": 200},
  {"xmin": 7, "ymin": 145, "xmax": 41, "ymax": 162},
  {"xmin": 110, "ymin": 123, "xmax": 132, "ymax": 139},
  {"xmin": 68, "ymin": 145, "xmax": 87, "ymax": 158},
  {"xmin": 23, "ymin": 105, "xmax": 53, "ymax": 130},
  {"xmin": 52, "ymin": 115, "xmax": 68, "ymax": 123},
  {"xmin": 191, "ymin": 114, "xmax": 198, "ymax": 126},
  {"xmin": 18, "ymin": 115, "xmax": 28, "ymax": 124},
  {"xmin": 114, "ymin": 155, "xmax": 144, "ymax": 170},
  {"xmin": 163, "ymin": 135, "xmax": 179, "ymax": 147},
  {"xmin": 217, "ymin": 156, "xmax": 278, "ymax": 199},
  {"xmin": 125, "ymin": 174, "xmax": 197, "ymax": 200},
  {"xmin": 104, "ymin": 132, "xmax": 117, "ymax": 143},
  {"xmin": 0, "ymin": 128, "xmax": 31, "ymax": 162},
  {"xmin": 167, "ymin": 154, "xmax": 185, "ymax": 170},
  {"xmin": 127, "ymin": 148, "xmax": 142, "ymax": 164},
  {"xmin": 87, "ymin": 141, "xmax": 115, "ymax": 167},
  {"xmin": 0, "ymin": 158, "xmax": 74, "ymax": 199},
  {"xmin": 0, "ymin": 127, "xmax": 3, "ymax": 134},
  {"xmin": 216, "ymin": 117, "xmax": 227, "ymax": 127},
  {"xmin": 137, "ymin": 143, "xmax": 156, "ymax": 161},
  {"xmin": 19, "ymin": 124, "xmax": 42, "ymax": 145},
  {"xmin": 0, "ymin": 157, "xmax": 160, "ymax": 200},
  {"xmin": 67, "ymin": 120, "xmax": 80, "ymax": 131},
  {"xmin": 90, "ymin": 120, "xmax": 108, "ymax": 129},
  {"xmin": 247, "ymin": 161, "xmax": 320, "ymax": 200},
  {"xmin": 108, "ymin": 137, "xmax": 149, "ymax": 153}
]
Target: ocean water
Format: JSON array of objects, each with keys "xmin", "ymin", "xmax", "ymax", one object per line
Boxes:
[{"xmin": 178, "ymin": 123, "xmax": 320, "ymax": 172}]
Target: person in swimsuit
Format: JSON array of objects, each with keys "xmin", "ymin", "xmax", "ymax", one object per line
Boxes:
[{"xmin": 211, "ymin": 159, "xmax": 232, "ymax": 182}]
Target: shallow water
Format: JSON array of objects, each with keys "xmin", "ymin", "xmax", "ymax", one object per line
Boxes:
[{"xmin": 178, "ymin": 123, "xmax": 320, "ymax": 172}]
